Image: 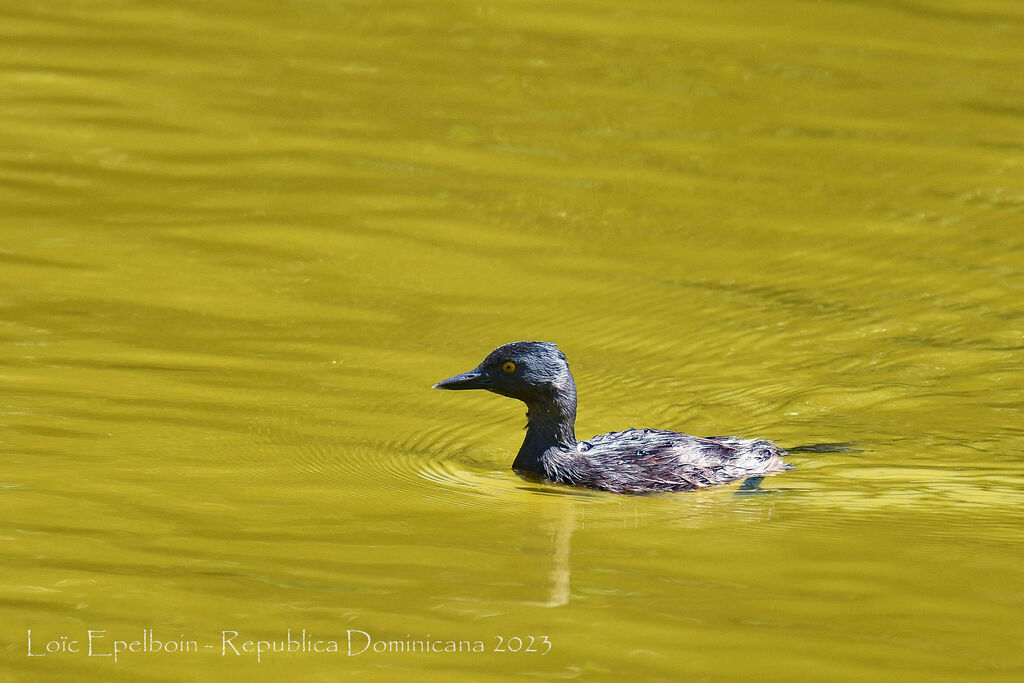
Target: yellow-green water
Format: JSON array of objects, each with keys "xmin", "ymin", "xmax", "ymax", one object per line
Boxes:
[{"xmin": 2, "ymin": 0, "xmax": 1023, "ymax": 680}]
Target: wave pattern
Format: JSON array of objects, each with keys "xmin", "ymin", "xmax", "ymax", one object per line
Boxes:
[{"xmin": 2, "ymin": 0, "xmax": 1023, "ymax": 679}]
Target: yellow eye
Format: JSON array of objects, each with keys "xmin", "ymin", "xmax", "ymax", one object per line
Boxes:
[{"xmin": 502, "ymin": 361, "xmax": 516, "ymax": 374}]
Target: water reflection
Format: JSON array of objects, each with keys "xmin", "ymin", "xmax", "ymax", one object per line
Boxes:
[{"xmin": 526, "ymin": 501, "xmax": 575, "ymax": 608}]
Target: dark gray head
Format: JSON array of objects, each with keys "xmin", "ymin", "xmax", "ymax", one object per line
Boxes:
[{"xmin": 433, "ymin": 341, "xmax": 576, "ymax": 405}]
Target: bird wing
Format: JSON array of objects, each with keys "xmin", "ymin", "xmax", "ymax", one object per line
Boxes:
[{"xmin": 574, "ymin": 429, "xmax": 785, "ymax": 493}]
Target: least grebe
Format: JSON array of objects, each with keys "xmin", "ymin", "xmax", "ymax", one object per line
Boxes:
[{"xmin": 434, "ymin": 341, "xmax": 791, "ymax": 494}]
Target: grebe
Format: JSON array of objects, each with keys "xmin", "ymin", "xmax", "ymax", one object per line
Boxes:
[{"xmin": 434, "ymin": 341, "xmax": 791, "ymax": 494}]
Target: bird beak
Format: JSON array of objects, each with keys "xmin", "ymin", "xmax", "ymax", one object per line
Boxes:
[{"xmin": 433, "ymin": 367, "xmax": 491, "ymax": 390}]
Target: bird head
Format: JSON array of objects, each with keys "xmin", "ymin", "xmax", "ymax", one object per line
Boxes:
[{"xmin": 433, "ymin": 341, "xmax": 574, "ymax": 404}]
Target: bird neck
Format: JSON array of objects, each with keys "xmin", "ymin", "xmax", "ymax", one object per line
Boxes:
[{"xmin": 513, "ymin": 386, "xmax": 577, "ymax": 474}]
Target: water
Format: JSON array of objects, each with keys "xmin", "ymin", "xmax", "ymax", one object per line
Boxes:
[{"xmin": 2, "ymin": 0, "xmax": 1022, "ymax": 680}]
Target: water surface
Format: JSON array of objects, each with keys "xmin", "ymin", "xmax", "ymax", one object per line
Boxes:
[{"xmin": 1, "ymin": 0, "xmax": 1022, "ymax": 680}]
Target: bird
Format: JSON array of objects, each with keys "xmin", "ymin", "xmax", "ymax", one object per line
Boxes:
[{"xmin": 433, "ymin": 341, "xmax": 792, "ymax": 494}]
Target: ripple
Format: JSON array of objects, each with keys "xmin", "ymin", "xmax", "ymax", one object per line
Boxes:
[{"xmin": 265, "ymin": 419, "xmax": 533, "ymax": 512}]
